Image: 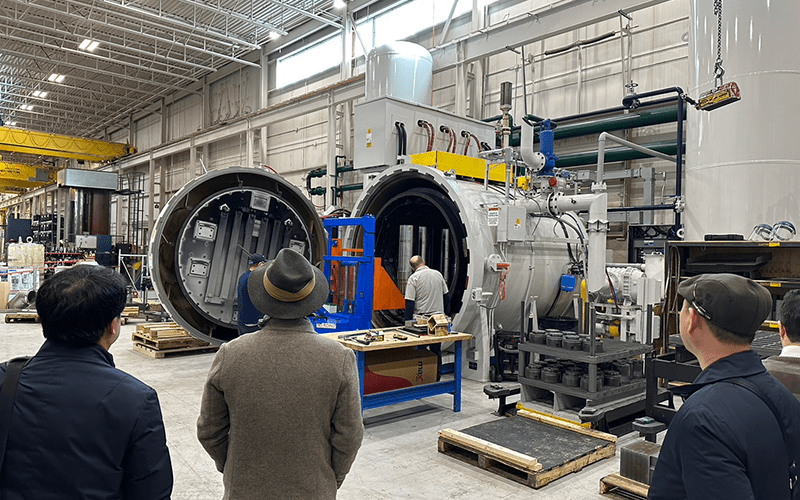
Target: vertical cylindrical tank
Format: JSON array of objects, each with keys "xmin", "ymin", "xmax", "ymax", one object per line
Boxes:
[
  {"xmin": 365, "ymin": 42, "xmax": 433, "ymax": 105},
  {"xmin": 685, "ymin": 1, "xmax": 800, "ymax": 239}
]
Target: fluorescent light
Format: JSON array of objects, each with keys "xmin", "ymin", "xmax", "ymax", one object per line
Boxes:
[
  {"xmin": 87, "ymin": 40, "xmax": 100, "ymax": 52},
  {"xmin": 333, "ymin": 0, "xmax": 346, "ymax": 9},
  {"xmin": 20, "ymin": 104, "xmax": 34, "ymax": 111},
  {"xmin": 32, "ymin": 90, "xmax": 48, "ymax": 98},
  {"xmin": 55, "ymin": 74, "xmax": 65, "ymax": 83},
  {"xmin": 7, "ymin": 122, "xmax": 16, "ymax": 127},
  {"xmin": 79, "ymin": 39, "xmax": 91, "ymax": 50},
  {"xmin": 48, "ymin": 73, "xmax": 66, "ymax": 83},
  {"xmin": 270, "ymin": 32, "xmax": 282, "ymax": 41}
]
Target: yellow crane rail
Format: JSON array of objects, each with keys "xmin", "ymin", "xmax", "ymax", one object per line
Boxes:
[
  {"xmin": 0, "ymin": 161, "xmax": 57, "ymax": 193},
  {"xmin": 0, "ymin": 127, "xmax": 136, "ymax": 162}
]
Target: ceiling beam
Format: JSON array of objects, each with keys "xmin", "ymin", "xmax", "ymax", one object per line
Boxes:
[
  {"xmin": 430, "ymin": 0, "xmax": 672, "ymax": 70},
  {"xmin": 173, "ymin": 0, "xmax": 287, "ymax": 36},
  {"xmin": 264, "ymin": 0, "xmax": 342, "ymax": 29}
]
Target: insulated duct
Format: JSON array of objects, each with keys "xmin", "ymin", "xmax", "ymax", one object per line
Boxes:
[{"xmin": 149, "ymin": 168, "xmax": 326, "ymax": 344}]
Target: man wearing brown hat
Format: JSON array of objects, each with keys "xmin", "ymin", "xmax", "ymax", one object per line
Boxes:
[
  {"xmin": 649, "ymin": 273, "xmax": 800, "ymax": 500},
  {"xmin": 197, "ymin": 248, "xmax": 364, "ymax": 499}
]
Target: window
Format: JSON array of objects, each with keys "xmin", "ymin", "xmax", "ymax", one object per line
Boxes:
[{"xmin": 275, "ymin": 34, "xmax": 343, "ymax": 88}]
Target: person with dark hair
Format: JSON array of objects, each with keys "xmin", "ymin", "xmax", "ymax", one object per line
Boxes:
[
  {"xmin": 648, "ymin": 273, "xmax": 800, "ymax": 500},
  {"xmin": 404, "ymin": 255, "xmax": 449, "ymax": 322},
  {"xmin": 763, "ymin": 289, "xmax": 800, "ymax": 399},
  {"xmin": 237, "ymin": 253, "xmax": 267, "ymax": 335},
  {"xmin": 0, "ymin": 265, "xmax": 173, "ymax": 499},
  {"xmin": 198, "ymin": 248, "xmax": 363, "ymax": 499}
]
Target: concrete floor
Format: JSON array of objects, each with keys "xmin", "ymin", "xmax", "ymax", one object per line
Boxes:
[{"xmin": 1, "ymin": 313, "xmax": 644, "ymax": 499}]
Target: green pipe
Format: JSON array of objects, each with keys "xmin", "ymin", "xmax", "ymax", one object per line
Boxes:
[
  {"xmin": 482, "ymin": 114, "xmax": 514, "ymax": 128},
  {"xmin": 555, "ymin": 141, "xmax": 682, "ymax": 168},
  {"xmin": 505, "ymin": 106, "xmax": 683, "ymax": 148},
  {"xmin": 333, "ymin": 183, "xmax": 364, "ymax": 198},
  {"xmin": 308, "ymin": 167, "xmax": 326, "ymax": 179}
]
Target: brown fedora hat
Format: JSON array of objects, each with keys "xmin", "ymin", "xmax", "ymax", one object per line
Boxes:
[{"xmin": 247, "ymin": 248, "xmax": 329, "ymax": 319}]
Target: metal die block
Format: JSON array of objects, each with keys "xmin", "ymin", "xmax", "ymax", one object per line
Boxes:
[
  {"xmin": 620, "ymin": 440, "xmax": 660, "ymax": 485},
  {"xmin": 194, "ymin": 221, "xmax": 217, "ymax": 241}
]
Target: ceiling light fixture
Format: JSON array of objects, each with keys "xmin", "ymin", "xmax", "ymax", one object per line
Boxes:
[
  {"xmin": 88, "ymin": 41, "xmax": 100, "ymax": 52},
  {"xmin": 333, "ymin": 0, "xmax": 346, "ymax": 9},
  {"xmin": 48, "ymin": 73, "xmax": 66, "ymax": 83},
  {"xmin": 7, "ymin": 122, "xmax": 16, "ymax": 127},
  {"xmin": 32, "ymin": 90, "xmax": 49, "ymax": 98},
  {"xmin": 79, "ymin": 39, "xmax": 91, "ymax": 50},
  {"xmin": 20, "ymin": 104, "xmax": 34, "ymax": 111}
]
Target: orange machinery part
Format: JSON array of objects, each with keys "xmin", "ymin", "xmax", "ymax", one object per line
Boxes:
[{"xmin": 373, "ymin": 257, "xmax": 405, "ymax": 311}]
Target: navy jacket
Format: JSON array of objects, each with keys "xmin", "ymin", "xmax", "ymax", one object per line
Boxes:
[
  {"xmin": 0, "ymin": 341, "xmax": 173, "ymax": 499},
  {"xmin": 649, "ymin": 350, "xmax": 800, "ymax": 500},
  {"xmin": 237, "ymin": 270, "xmax": 262, "ymax": 335}
]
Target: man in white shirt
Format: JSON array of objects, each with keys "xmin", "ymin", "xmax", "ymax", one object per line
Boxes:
[
  {"xmin": 404, "ymin": 255, "xmax": 449, "ymax": 321},
  {"xmin": 763, "ymin": 289, "xmax": 800, "ymax": 400}
]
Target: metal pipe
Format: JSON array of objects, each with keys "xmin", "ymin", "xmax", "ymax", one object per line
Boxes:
[
  {"xmin": 608, "ymin": 204, "xmax": 674, "ymax": 212},
  {"xmin": 556, "ymin": 141, "xmax": 679, "ymax": 168},
  {"xmin": 417, "ymin": 226, "xmax": 428, "ymax": 263},
  {"xmin": 441, "ymin": 228, "xmax": 450, "ymax": 282},
  {"xmin": 398, "ymin": 225, "xmax": 413, "ymax": 294},
  {"xmin": 598, "ymin": 132, "xmax": 677, "ymax": 163}
]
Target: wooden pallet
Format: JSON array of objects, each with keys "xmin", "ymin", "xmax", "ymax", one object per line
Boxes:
[
  {"xmin": 438, "ymin": 409, "xmax": 616, "ymax": 489},
  {"xmin": 135, "ymin": 322, "xmax": 184, "ymax": 338},
  {"xmin": 5, "ymin": 312, "xmax": 40, "ymax": 323},
  {"xmin": 133, "ymin": 342, "xmax": 218, "ymax": 359},
  {"xmin": 600, "ymin": 473, "xmax": 648, "ymax": 499},
  {"xmin": 132, "ymin": 332, "xmax": 209, "ymax": 350}
]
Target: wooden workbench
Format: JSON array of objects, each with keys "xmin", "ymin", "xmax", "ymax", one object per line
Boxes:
[{"xmin": 321, "ymin": 329, "xmax": 473, "ymax": 413}]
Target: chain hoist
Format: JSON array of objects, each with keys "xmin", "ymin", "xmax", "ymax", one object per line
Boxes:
[{"xmin": 692, "ymin": 0, "xmax": 741, "ymax": 111}]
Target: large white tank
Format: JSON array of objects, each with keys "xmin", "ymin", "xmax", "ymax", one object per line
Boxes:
[
  {"xmin": 365, "ymin": 42, "xmax": 433, "ymax": 105},
  {"xmin": 685, "ymin": 1, "xmax": 800, "ymax": 240},
  {"xmin": 351, "ymin": 165, "xmax": 581, "ymax": 381}
]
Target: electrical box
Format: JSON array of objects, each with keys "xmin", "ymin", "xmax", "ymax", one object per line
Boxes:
[
  {"xmin": 497, "ymin": 205, "xmax": 526, "ymax": 242},
  {"xmin": 353, "ymin": 96, "xmax": 495, "ymax": 169}
]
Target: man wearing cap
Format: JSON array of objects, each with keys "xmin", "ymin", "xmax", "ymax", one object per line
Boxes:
[
  {"xmin": 236, "ymin": 253, "xmax": 267, "ymax": 335},
  {"xmin": 197, "ymin": 248, "xmax": 363, "ymax": 499},
  {"xmin": 648, "ymin": 273, "xmax": 800, "ymax": 500},
  {"xmin": 763, "ymin": 289, "xmax": 800, "ymax": 400}
]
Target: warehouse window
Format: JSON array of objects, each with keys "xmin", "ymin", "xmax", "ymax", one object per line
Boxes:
[
  {"xmin": 275, "ymin": 34, "xmax": 343, "ymax": 88},
  {"xmin": 355, "ymin": 0, "xmax": 483, "ymax": 57}
]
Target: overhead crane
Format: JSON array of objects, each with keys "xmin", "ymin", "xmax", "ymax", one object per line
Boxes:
[{"xmin": 0, "ymin": 126, "xmax": 136, "ymax": 193}]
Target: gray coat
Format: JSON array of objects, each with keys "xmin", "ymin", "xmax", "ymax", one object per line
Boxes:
[{"xmin": 197, "ymin": 318, "xmax": 363, "ymax": 499}]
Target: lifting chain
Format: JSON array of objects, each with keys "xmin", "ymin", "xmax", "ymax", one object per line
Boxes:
[{"xmin": 713, "ymin": 0, "xmax": 725, "ymax": 87}]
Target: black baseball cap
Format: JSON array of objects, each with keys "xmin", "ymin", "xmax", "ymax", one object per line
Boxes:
[
  {"xmin": 678, "ymin": 273, "xmax": 772, "ymax": 337},
  {"xmin": 248, "ymin": 253, "xmax": 266, "ymax": 266}
]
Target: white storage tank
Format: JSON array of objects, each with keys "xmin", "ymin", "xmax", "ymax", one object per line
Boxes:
[
  {"xmin": 685, "ymin": 0, "xmax": 800, "ymax": 240},
  {"xmin": 365, "ymin": 42, "xmax": 433, "ymax": 105}
]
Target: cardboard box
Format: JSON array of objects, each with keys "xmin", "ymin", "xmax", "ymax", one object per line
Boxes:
[
  {"xmin": 0, "ymin": 281, "xmax": 9, "ymax": 309},
  {"xmin": 427, "ymin": 314, "xmax": 450, "ymax": 336},
  {"xmin": 364, "ymin": 348, "xmax": 438, "ymax": 395}
]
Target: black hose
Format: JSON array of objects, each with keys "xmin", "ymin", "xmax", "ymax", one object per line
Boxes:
[
  {"xmin": 395, "ymin": 122, "xmax": 404, "ymax": 158},
  {"xmin": 399, "ymin": 122, "xmax": 407, "ymax": 155}
]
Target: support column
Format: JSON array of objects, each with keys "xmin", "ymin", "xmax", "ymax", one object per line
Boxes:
[
  {"xmin": 160, "ymin": 97, "xmax": 168, "ymax": 144},
  {"xmin": 327, "ymin": 93, "xmax": 337, "ymax": 208},
  {"xmin": 190, "ymin": 137, "xmax": 197, "ymax": 177},
  {"xmin": 148, "ymin": 154, "xmax": 155, "ymax": 237},
  {"xmin": 260, "ymin": 49, "xmax": 270, "ymax": 165},
  {"xmin": 246, "ymin": 124, "xmax": 255, "ymax": 168}
]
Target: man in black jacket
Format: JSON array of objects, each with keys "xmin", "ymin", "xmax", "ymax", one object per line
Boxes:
[
  {"xmin": 649, "ymin": 273, "xmax": 800, "ymax": 500},
  {"xmin": 0, "ymin": 265, "xmax": 173, "ymax": 499}
]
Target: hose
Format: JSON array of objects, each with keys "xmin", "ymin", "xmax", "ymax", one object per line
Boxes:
[
  {"xmin": 418, "ymin": 120, "xmax": 434, "ymax": 152},
  {"xmin": 395, "ymin": 122, "xmax": 405, "ymax": 157},
  {"xmin": 440, "ymin": 125, "xmax": 454, "ymax": 153},
  {"xmin": 399, "ymin": 122, "xmax": 407, "ymax": 155},
  {"xmin": 461, "ymin": 130, "xmax": 481, "ymax": 155}
]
